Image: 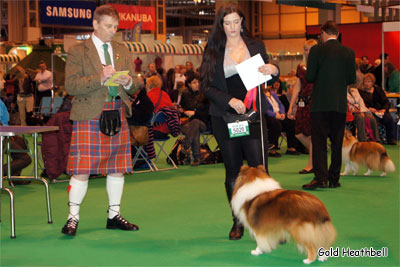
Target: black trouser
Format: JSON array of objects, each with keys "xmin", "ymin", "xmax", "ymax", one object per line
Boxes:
[
  {"xmin": 211, "ymin": 116, "xmax": 269, "ymax": 203},
  {"xmin": 36, "ymin": 90, "xmax": 52, "ymax": 108},
  {"xmin": 265, "ymin": 115, "xmax": 297, "ymax": 149},
  {"xmin": 310, "ymin": 111, "xmax": 346, "ymax": 184},
  {"xmin": 374, "ymin": 111, "xmax": 395, "ymax": 142},
  {"xmin": 2, "ymin": 136, "xmax": 32, "ymax": 176}
]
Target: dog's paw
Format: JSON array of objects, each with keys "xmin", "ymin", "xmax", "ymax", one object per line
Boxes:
[
  {"xmin": 251, "ymin": 247, "xmax": 262, "ymax": 256},
  {"xmin": 363, "ymin": 169, "xmax": 372, "ymax": 176},
  {"xmin": 340, "ymin": 172, "xmax": 346, "ymax": 176},
  {"xmin": 380, "ymin": 172, "xmax": 386, "ymax": 177},
  {"xmin": 303, "ymin": 259, "xmax": 313, "ymax": 264},
  {"xmin": 318, "ymin": 256, "xmax": 328, "ymax": 262}
]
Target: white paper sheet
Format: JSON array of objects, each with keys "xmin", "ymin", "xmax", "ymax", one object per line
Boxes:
[{"xmin": 235, "ymin": 53, "xmax": 272, "ymax": 91}]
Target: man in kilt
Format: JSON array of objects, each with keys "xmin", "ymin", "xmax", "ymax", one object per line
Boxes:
[{"xmin": 61, "ymin": 5, "xmax": 141, "ymax": 236}]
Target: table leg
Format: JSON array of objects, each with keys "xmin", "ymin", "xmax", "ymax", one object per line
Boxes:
[
  {"xmin": 33, "ymin": 133, "xmax": 53, "ymax": 224},
  {"xmin": 1, "ymin": 136, "xmax": 16, "ymax": 238},
  {"xmin": 2, "ymin": 187, "xmax": 16, "ymax": 238}
]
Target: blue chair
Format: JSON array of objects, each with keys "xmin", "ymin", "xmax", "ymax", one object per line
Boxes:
[
  {"xmin": 39, "ymin": 97, "xmax": 52, "ymax": 116},
  {"xmin": 50, "ymin": 97, "xmax": 63, "ymax": 114},
  {"xmin": 151, "ymin": 111, "xmax": 178, "ymax": 170}
]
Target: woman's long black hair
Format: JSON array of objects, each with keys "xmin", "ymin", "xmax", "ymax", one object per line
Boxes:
[{"xmin": 199, "ymin": 2, "xmax": 252, "ymax": 94}]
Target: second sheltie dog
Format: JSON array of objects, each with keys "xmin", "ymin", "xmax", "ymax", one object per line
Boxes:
[
  {"xmin": 231, "ymin": 165, "xmax": 336, "ymax": 264},
  {"xmin": 341, "ymin": 131, "xmax": 395, "ymax": 176}
]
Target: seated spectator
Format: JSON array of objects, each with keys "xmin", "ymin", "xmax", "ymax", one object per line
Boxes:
[
  {"xmin": 264, "ymin": 85, "xmax": 299, "ymax": 157},
  {"xmin": 127, "ymin": 88, "xmax": 154, "ymax": 168},
  {"xmin": 173, "ymin": 65, "xmax": 186, "ymax": 91},
  {"xmin": 184, "ymin": 61, "xmax": 196, "ymax": 79},
  {"xmin": 179, "ymin": 73, "xmax": 210, "ymax": 166},
  {"xmin": 384, "ymin": 61, "xmax": 400, "ymax": 93},
  {"xmin": 358, "ymin": 73, "xmax": 396, "ymax": 145},
  {"xmin": 146, "ymin": 75, "xmax": 178, "ymax": 138},
  {"xmin": 347, "ymin": 87, "xmax": 381, "ymax": 142},
  {"xmin": 360, "ymin": 56, "xmax": 373, "ymax": 74},
  {"xmin": 1, "ymin": 99, "xmax": 32, "ymax": 184},
  {"xmin": 144, "ymin": 63, "xmax": 160, "ymax": 79},
  {"xmin": 127, "ymin": 88, "xmax": 154, "ymax": 127}
]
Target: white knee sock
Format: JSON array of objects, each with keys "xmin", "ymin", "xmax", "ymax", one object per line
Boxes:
[
  {"xmin": 67, "ymin": 177, "xmax": 88, "ymax": 221},
  {"xmin": 106, "ymin": 175, "xmax": 124, "ymax": 219}
]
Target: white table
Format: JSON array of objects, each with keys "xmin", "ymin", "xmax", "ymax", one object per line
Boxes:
[{"xmin": 0, "ymin": 126, "xmax": 58, "ymax": 238}]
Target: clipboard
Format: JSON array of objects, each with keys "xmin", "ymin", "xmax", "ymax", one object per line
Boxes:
[
  {"xmin": 104, "ymin": 70, "xmax": 129, "ymax": 86},
  {"xmin": 235, "ymin": 54, "xmax": 272, "ymax": 91}
]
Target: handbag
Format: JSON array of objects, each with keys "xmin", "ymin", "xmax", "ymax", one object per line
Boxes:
[
  {"xmin": 129, "ymin": 125, "xmax": 149, "ymax": 146},
  {"xmin": 99, "ymin": 110, "xmax": 121, "ymax": 136},
  {"xmin": 222, "ymin": 110, "xmax": 260, "ymax": 124}
]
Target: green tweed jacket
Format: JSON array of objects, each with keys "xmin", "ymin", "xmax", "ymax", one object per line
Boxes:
[{"xmin": 65, "ymin": 38, "xmax": 140, "ymax": 121}]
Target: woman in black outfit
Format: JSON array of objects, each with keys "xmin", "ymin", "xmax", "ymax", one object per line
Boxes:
[{"xmin": 199, "ymin": 2, "xmax": 279, "ymax": 240}]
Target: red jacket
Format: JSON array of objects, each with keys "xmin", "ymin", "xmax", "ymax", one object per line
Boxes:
[{"xmin": 42, "ymin": 111, "xmax": 72, "ymax": 179}]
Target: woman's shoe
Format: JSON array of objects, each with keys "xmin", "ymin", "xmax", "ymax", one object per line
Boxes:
[
  {"xmin": 268, "ymin": 150, "xmax": 281, "ymax": 157},
  {"xmin": 299, "ymin": 168, "xmax": 314, "ymax": 174},
  {"xmin": 229, "ymin": 221, "xmax": 244, "ymax": 240}
]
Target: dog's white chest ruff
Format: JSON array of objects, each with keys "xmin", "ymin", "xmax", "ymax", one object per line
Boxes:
[{"xmin": 231, "ymin": 178, "xmax": 282, "ymax": 217}]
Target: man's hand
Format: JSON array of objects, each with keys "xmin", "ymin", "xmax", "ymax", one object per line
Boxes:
[{"xmin": 100, "ymin": 65, "xmax": 115, "ymax": 84}]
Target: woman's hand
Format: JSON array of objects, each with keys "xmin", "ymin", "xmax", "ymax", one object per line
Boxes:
[
  {"xmin": 228, "ymin": 98, "xmax": 246, "ymax": 114},
  {"xmin": 287, "ymin": 105, "xmax": 296, "ymax": 120},
  {"xmin": 184, "ymin": 110, "xmax": 195, "ymax": 117},
  {"xmin": 258, "ymin": 64, "xmax": 279, "ymax": 76}
]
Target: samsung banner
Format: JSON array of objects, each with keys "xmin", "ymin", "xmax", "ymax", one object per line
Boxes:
[
  {"xmin": 109, "ymin": 3, "xmax": 155, "ymax": 31},
  {"xmin": 40, "ymin": 1, "xmax": 96, "ymax": 26}
]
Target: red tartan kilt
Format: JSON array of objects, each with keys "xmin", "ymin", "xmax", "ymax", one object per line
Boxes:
[{"xmin": 67, "ymin": 99, "xmax": 132, "ymax": 175}]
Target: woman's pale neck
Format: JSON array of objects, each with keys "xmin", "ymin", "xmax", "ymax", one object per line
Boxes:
[{"xmin": 226, "ymin": 36, "xmax": 244, "ymax": 47}]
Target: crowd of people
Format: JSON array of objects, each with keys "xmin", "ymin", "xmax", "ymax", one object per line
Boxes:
[{"xmin": 0, "ymin": 3, "xmax": 398, "ymax": 241}]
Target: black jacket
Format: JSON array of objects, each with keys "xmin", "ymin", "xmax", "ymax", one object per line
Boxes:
[{"xmin": 204, "ymin": 37, "xmax": 279, "ymax": 117}]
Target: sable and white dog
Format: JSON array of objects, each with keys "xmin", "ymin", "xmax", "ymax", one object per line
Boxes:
[
  {"xmin": 341, "ymin": 131, "xmax": 395, "ymax": 176},
  {"xmin": 231, "ymin": 165, "xmax": 336, "ymax": 264}
]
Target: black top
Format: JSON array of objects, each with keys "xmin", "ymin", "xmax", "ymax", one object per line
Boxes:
[
  {"xmin": 204, "ymin": 37, "xmax": 279, "ymax": 117},
  {"xmin": 181, "ymin": 89, "xmax": 210, "ymax": 124},
  {"xmin": 128, "ymin": 89, "xmax": 154, "ymax": 126},
  {"xmin": 306, "ymin": 39, "xmax": 356, "ymax": 114},
  {"xmin": 358, "ymin": 86, "xmax": 391, "ymax": 112}
]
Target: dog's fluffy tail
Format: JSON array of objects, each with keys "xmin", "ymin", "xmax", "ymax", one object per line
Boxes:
[
  {"xmin": 292, "ymin": 221, "xmax": 336, "ymax": 255},
  {"xmin": 381, "ymin": 153, "xmax": 395, "ymax": 173}
]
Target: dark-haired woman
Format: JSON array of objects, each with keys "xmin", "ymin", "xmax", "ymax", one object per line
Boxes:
[
  {"xmin": 180, "ymin": 73, "xmax": 210, "ymax": 166},
  {"xmin": 199, "ymin": 2, "xmax": 279, "ymax": 240}
]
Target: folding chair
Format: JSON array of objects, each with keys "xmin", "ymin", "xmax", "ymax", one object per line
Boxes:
[
  {"xmin": 131, "ymin": 115, "xmax": 157, "ymax": 173},
  {"xmin": 39, "ymin": 96, "xmax": 52, "ymax": 117},
  {"xmin": 200, "ymin": 122, "xmax": 217, "ymax": 152},
  {"xmin": 50, "ymin": 97, "xmax": 63, "ymax": 115},
  {"xmin": 151, "ymin": 111, "xmax": 178, "ymax": 171}
]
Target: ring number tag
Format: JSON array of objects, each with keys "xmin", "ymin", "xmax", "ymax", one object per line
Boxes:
[
  {"xmin": 228, "ymin": 121, "xmax": 250, "ymax": 138},
  {"xmin": 298, "ymin": 100, "xmax": 305, "ymax": 108}
]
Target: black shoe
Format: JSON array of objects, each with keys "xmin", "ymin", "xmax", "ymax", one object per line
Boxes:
[
  {"xmin": 329, "ymin": 181, "xmax": 341, "ymax": 188},
  {"xmin": 269, "ymin": 151, "xmax": 281, "ymax": 157},
  {"xmin": 106, "ymin": 215, "xmax": 139, "ymax": 231},
  {"xmin": 191, "ymin": 158, "xmax": 201, "ymax": 166},
  {"xmin": 387, "ymin": 140, "xmax": 397, "ymax": 145},
  {"xmin": 299, "ymin": 168, "xmax": 314, "ymax": 174},
  {"xmin": 286, "ymin": 149, "xmax": 300, "ymax": 155},
  {"xmin": 229, "ymin": 221, "xmax": 244, "ymax": 240},
  {"xmin": 302, "ymin": 179, "xmax": 328, "ymax": 190},
  {"xmin": 61, "ymin": 218, "xmax": 79, "ymax": 236}
]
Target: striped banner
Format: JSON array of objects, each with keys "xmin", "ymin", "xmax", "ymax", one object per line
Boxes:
[
  {"xmin": 182, "ymin": 44, "xmax": 204, "ymax": 55},
  {"xmin": 0, "ymin": 54, "xmax": 21, "ymax": 63},
  {"xmin": 153, "ymin": 43, "xmax": 177, "ymax": 54},
  {"xmin": 123, "ymin": 42, "xmax": 150, "ymax": 53}
]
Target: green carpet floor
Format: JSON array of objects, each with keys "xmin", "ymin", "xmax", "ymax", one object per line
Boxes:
[{"xmin": 0, "ymin": 136, "xmax": 399, "ymax": 266}]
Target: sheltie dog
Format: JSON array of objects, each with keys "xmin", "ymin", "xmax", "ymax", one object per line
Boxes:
[
  {"xmin": 231, "ymin": 165, "xmax": 336, "ymax": 264},
  {"xmin": 341, "ymin": 131, "xmax": 395, "ymax": 176}
]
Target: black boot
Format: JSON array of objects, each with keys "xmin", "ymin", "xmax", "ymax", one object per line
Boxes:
[{"xmin": 225, "ymin": 181, "xmax": 244, "ymax": 240}]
